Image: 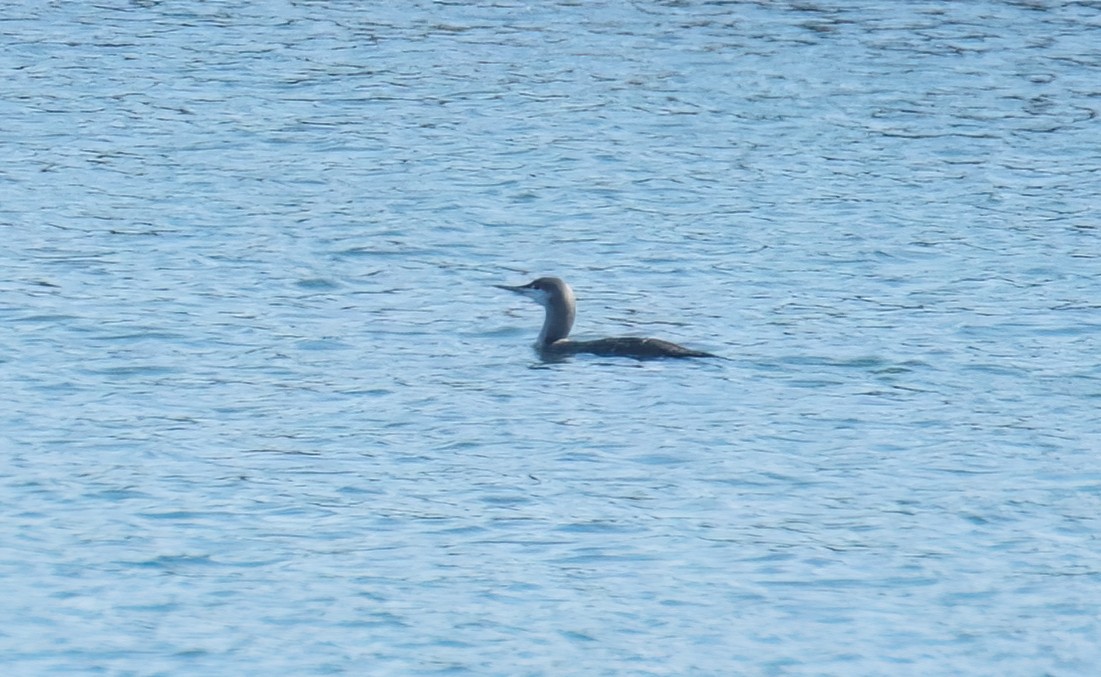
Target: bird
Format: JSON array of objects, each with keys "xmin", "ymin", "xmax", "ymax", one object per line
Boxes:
[{"xmin": 495, "ymin": 276, "xmax": 718, "ymax": 360}]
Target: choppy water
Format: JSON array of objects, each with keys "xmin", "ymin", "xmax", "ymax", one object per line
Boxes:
[{"xmin": 3, "ymin": 1, "xmax": 1101, "ymax": 674}]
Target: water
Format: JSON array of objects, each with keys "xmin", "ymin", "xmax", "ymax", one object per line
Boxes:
[{"xmin": 3, "ymin": 1, "xmax": 1100, "ymax": 674}]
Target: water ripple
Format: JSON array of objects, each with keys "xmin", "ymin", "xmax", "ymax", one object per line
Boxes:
[{"xmin": 2, "ymin": 1, "xmax": 1100, "ymax": 674}]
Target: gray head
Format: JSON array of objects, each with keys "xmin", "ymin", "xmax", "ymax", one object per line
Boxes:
[{"xmin": 495, "ymin": 277, "xmax": 576, "ymax": 344}]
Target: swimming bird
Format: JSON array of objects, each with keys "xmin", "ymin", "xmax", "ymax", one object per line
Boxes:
[{"xmin": 495, "ymin": 277, "xmax": 718, "ymax": 360}]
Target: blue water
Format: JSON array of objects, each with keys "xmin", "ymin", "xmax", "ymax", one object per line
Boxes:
[{"xmin": 3, "ymin": 1, "xmax": 1100, "ymax": 674}]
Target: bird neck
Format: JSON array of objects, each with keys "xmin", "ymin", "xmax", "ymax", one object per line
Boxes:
[{"xmin": 538, "ymin": 293, "xmax": 575, "ymax": 345}]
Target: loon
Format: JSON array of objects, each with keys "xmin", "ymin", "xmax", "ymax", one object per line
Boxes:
[{"xmin": 495, "ymin": 277, "xmax": 718, "ymax": 360}]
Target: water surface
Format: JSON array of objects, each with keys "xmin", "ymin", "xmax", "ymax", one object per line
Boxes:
[{"xmin": 3, "ymin": 1, "xmax": 1100, "ymax": 674}]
